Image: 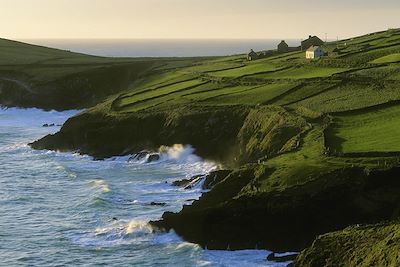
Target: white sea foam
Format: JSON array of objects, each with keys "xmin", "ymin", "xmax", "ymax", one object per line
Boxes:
[
  {"xmin": 128, "ymin": 144, "xmax": 204, "ymax": 165},
  {"xmin": 72, "ymin": 219, "xmax": 154, "ymax": 248},
  {"xmin": 152, "ymin": 230, "xmax": 183, "ymax": 245},
  {"xmin": 90, "ymin": 179, "xmax": 110, "ymax": 193},
  {"xmin": 158, "ymin": 144, "xmax": 201, "ymax": 163},
  {"xmin": 95, "ymin": 219, "xmax": 152, "ymax": 237}
]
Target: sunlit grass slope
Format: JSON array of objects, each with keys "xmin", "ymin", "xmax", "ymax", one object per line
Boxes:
[{"xmin": 327, "ymin": 104, "xmax": 400, "ymax": 154}]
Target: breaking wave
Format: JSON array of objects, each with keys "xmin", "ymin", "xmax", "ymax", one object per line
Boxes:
[
  {"xmin": 129, "ymin": 144, "xmax": 202, "ymax": 164},
  {"xmin": 71, "ymin": 219, "xmax": 154, "ymax": 247}
]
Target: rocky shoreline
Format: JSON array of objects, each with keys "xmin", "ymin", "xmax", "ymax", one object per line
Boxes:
[
  {"xmin": 152, "ymin": 166, "xmax": 400, "ymax": 252},
  {"xmin": 30, "ymin": 104, "xmax": 400, "ymax": 265}
]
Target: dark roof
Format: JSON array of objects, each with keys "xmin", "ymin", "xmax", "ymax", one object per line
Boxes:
[
  {"xmin": 248, "ymin": 49, "xmax": 257, "ymax": 56},
  {"xmin": 302, "ymin": 35, "xmax": 323, "ymax": 45},
  {"xmin": 278, "ymin": 40, "xmax": 288, "ymax": 46}
]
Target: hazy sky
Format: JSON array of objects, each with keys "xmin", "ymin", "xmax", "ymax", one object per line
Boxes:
[{"xmin": 1, "ymin": 0, "xmax": 399, "ymax": 39}]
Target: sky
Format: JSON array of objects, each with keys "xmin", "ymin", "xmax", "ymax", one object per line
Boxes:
[{"xmin": 0, "ymin": 0, "xmax": 399, "ymax": 40}]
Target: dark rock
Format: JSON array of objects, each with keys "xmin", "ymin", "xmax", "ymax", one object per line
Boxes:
[
  {"xmin": 30, "ymin": 105, "xmax": 249, "ymax": 162},
  {"xmin": 150, "ymin": 202, "xmax": 167, "ymax": 206},
  {"xmin": 202, "ymin": 170, "xmax": 232, "ymax": 190},
  {"xmin": 267, "ymin": 252, "xmax": 297, "ymax": 263},
  {"xmin": 147, "ymin": 153, "xmax": 160, "ymax": 163},
  {"xmin": 151, "ymin": 166, "xmax": 400, "ymax": 252},
  {"xmin": 43, "ymin": 123, "xmax": 56, "ymax": 127},
  {"xmin": 172, "ymin": 171, "xmax": 231, "ymax": 191},
  {"xmin": 129, "ymin": 151, "xmax": 150, "ymax": 161},
  {"xmin": 172, "ymin": 175, "xmax": 204, "ymax": 189},
  {"xmin": 128, "ymin": 151, "xmax": 160, "ymax": 163},
  {"xmin": 172, "ymin": 178, "xmax": 192, "ymax": 187}
]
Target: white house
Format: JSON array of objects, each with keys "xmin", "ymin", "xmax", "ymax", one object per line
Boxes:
[{"xmin": 306, "ymin": 46, "xmax": 325, "ymax": 59}]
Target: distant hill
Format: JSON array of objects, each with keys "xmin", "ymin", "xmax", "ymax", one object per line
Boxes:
[{"xmin": 0, "ymin": 38, "xmax": 198, "ymax": 110}]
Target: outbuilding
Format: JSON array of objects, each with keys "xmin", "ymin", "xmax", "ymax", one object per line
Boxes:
[
  {"xmin": 277, "ymin": 40, "xmax": 289, "ymax": 53},
  {"xmin": 247, "ymin": 49, "xmax": 258, "ymax": 61}
]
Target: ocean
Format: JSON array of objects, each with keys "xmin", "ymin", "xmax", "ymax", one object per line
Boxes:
[
  {"xmin": 0, "ymin": 108, "xmax": 293, "ymax": 266},
  {"xmin": 20, "ymin": 39, "xmax": 301, "ymax": 57}
]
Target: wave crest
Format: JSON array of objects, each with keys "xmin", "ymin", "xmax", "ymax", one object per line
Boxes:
[{"xmin": 129, "ymin": 144, "xmax": 202, "ymax": 164}]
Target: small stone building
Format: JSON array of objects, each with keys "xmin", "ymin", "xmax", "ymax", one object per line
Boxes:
[
  {"xmin": 277, "ymin": 40, "xmax": 289, "ymax": 53},
  {"xmin": 301, "ymin": 35, "xmax": 324, "ymax": 51},
  {"xmin": 247, "ymin": 49, "xmax": 258, "ymax": 61},
  {"xmin": 306, "ymin": 46, "xmax": 325, "ymax": 59}
]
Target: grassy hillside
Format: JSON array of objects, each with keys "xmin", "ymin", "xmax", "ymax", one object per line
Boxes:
[
  {"xmin": 326, "ymin": 103, "xmax": 400, "ymax": 154},
  {"xmin": 25, "ymin": 28, "xmax": 400, "ymax": 262},
  {"xmin": 0, "ymin": 38, "xmax": 200, "ymax": 110},
  {"xmin": 294, "ymin": 221, "xmax": 400, "ymax": 266}
]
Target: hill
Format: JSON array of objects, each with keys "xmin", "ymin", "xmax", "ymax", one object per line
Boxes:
[
  {"xmin": 0, "ymin": 38, "xmax": 199, "ymax": 110},
  {"xmin": 10, "ymin": 29, "xmax": 400, "ymax": 264}
]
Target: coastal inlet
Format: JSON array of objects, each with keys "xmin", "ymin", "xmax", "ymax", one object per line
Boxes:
[{"xmin": 0, "ymin": 108, "xmax": 293, "ymax": 267}]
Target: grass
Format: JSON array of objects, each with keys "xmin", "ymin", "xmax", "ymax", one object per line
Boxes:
[
  {"xmin": 181, "ymin": 84, "xmax": 256, "ymax": 102},
  {"xmin": 273, "ymin": 81, "xmax": 340, "ymax": 106},
  {"xmin": 17, "ymin": 65, "xmax": 106, "ymax": 82},
  {"xmin": 252, "ymin": 125, "xmax": 334, "ymax": 192},
  {"xmin": 326, "ymin": 104, "xmax": 400, "ymax": 154},
  {"xmin": 210, "ymin": 62, "xmax": 279, "ymax": 77},
  {"xmin": 117, "ymin": 79, "xmax": 205, "ymax": 108},
  {"xmin": 290, "ymin": 82, "xmax": 400, "ymax": 113},
  {"xmin": 295, "ymin": 221, "xmax": 400, "ymax": 267},
  {"xmin": 184, "ymin": 61, "xmax": 243, "ymax": 73},
  {"xmin": 371, "ymin": 53, "xmax": 400, "ymax": 64},
  {"xmin": 200, "ymin": 83, "xmax": 297, "ymax": 106},
  {"xmin": 252, "ymin": 66, "xmax": 349, "ymax": 80}
]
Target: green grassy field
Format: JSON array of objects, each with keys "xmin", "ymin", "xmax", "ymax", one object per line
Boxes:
[
  {"xmin": 253, "ymin": 66, "xmax": 349, "ymax": 79},
  {"xmin": 327, "ymin": 104, "xmax": 400, "ymax": 154},
  {"xmin": 290, "ymin": 82, "xmax": 400, "ymax": 113},
  {"xmin": 371, "ymin": 53, "xmax": 400, "ymax": 64},
  {"xmin": 200, "ymin": 83, "xmax": 297, "ymax": 105},
  {"xmin": 210, "ymin": 62, "xmax": 280, "ymax": 77}
]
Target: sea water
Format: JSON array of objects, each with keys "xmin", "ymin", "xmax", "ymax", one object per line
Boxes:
[
  {"xmin": 0, "ymin": 108, "xmax": 292, "ymax": 267},
  {"xmin": 20, "ymin": 39, "xmax": 301, "ymax": 58}
]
